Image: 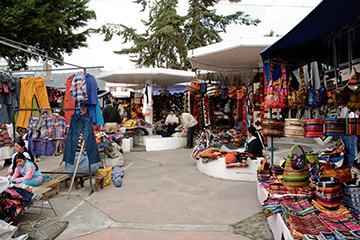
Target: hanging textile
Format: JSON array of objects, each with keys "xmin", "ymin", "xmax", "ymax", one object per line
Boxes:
[
  {"xmin": 64, "ymin": 75, "xmax": 75, "ymax": 125},
  {"xmin": 0, "ymin": 73, "xmax": 20, "ymax": 124},
  {"xmin": 62, "ymin": 113, "xmax": 101, "ymax": 165},
  {"xmin": 182, "ymin": 90, "xmax": 191, "ymax": 113},
  {"xmin": 16, "ymin": 77, "xmax": 51, "ymax": 128},
  {"xmin": 203, "ymin": 96, "xmax": 211, "ymax": 127},
  {"xmin": 142, "ymin": 83, "xmax": 152, "ymax": 115}
]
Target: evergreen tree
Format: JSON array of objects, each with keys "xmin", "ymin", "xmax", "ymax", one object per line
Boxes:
[
  {"xmin": 0, "ymin": 0, "xmax": 96, "ymax": 69},
  {"xmin": 95, "ymin": 0, "xmax": 260, "ymax": 69}
]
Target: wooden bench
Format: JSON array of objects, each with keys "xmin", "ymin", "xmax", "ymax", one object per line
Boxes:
[
  {"xmin": 37, "ymin": 166, "xmax": 70, "ymax": 198},
  {"xmin": 29, "ymin": 187, "xmax": 57, "ymax": 216},
  {"xmin": 73, "ymin": 174, "xmax": 106, "ymax": 191}
]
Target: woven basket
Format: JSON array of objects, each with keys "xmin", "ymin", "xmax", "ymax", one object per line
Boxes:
[
  {"xmin": 304, "ymin": 119, "xmax": 324, "ymax": 138},
  {"xmin": 342, "ymin": 180, "xmax": 360, "ymax": 210},
  {"xmin": 284, "ymin": 118, "xmax": 305, "ymax": 138},
  {"xmin": 263, "ymin": 118, "xmax": 284, "ymax": 138},
  {"xmin": 283, "ymin": 145, "xmax": 309, "ymax": 188},
  {"xmin": 324, "ymin": 117, "xmax": 345, "ymax": 136}
]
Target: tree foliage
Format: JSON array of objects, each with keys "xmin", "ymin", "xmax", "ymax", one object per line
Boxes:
[
  {"xmin": 0, "ymin": 0, "xmax": 96, "ymax": 70},
  {"xmin": 94, "ymin": 0, "xmax": 260, "ymax": 69}
]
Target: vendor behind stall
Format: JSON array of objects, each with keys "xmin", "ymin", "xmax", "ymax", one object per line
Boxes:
[
  {"xmin": 102, "ymin": 103, "xmax": 122, "ymax": 133},
  {"xmin": 245, "ymin": 125, "xmax": 265, "ymax": 157}
]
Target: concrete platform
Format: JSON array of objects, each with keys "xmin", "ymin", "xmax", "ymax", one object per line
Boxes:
[{"xmin": 145, "ymin": 136, "xmax": 187, "ymax": 151}]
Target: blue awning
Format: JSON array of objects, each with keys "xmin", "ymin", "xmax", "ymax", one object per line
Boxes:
[{"xmin": 260, "ymin": 0, "xmax": 360, "ymax": 65}]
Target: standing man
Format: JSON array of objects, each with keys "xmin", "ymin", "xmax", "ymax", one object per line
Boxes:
[
  {"xmin": 102, "ymin": 102, "xmax": 122, "ymax": 133},
  {"xmin": 177, "ymin": 112, "xmax": 198, "ymax": 149}
]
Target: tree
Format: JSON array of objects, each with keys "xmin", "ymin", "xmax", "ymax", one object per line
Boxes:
[
  {"xmin": 0, "ymin": 0, "xmax": 96, "ymax": 70},
  {"xmin": 95, "ymin": 0, "xmax": 260, "ymax": 69},
  {"xmin": 264, "ymin": 29, "xmax": 282, "ymax": 37}
]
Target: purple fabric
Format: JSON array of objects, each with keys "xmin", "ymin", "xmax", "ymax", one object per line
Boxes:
[{"xmin": 28, "ymin": 136, "xmax": 53, "ymax": 156}]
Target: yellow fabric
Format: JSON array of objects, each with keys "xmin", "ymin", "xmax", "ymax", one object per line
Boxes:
[
  {"xmin": 16, "ymin": 77, "xmax": 51, "ymax": 128},
  {"xmin": 97, "ymin": 167, "xmax": 112, "ymax": 187}
]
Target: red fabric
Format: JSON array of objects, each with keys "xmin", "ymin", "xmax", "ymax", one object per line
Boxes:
[{"xmin": 64, "ymin": 75, "xmax": 75, "ymax": 125}]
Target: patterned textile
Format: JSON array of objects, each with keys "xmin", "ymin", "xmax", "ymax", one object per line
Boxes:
[
  {"xmin": 182, "ymin": 90, "xmax": 191, "ymax": 113},
  {"xmin": 203, "ymin": 96, "xmax": 211, "ymax": 127},
  {"xmin": 262, "ymin": 196, "xmax": 282, "ymax": 217},
  {"xmin": 196, "ymin": 96, "xmax": 204, "ymax": 130},
  {"xmin": 319, "ymin": 209, "xmax": 360, "ymax": 232},
  {"xmin": 70, "ymin": 72, "xmax": 87, "ymax": 102},
  {"xmin": 268, "ymin": 184, "xmax": 315, "ymax": 198},
  {"xmin": 199, "ymin": 148, "xmax": 227, "ymax": 163},
  {"xmin": 0, "ymin": 187, "xmax": 33, "ymax": 221},
  {"xmin": 0, "ymin": 124, "xmax": 11, "ymax": 148},
  {"xmin": 130, "ymin": 97, "xmax": 143, "ymax": 119},
  {"xmin": 282, "ymin": 199, "xmax": 317, "ymax": 216},
  {"xmin": 288, "ymin": 212, "xmax": 329, "ymax": 239}
]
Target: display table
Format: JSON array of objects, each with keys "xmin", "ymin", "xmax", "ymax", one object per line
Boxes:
[
  {"xmin": 257, "ymin": 184, "xmax": 294, "ymax": 240},
  {"xmin": 145, "ymin": 136, "xmax": 187, "ymax": 151},
  {"xmin": 196, "ymin": 149, "xmax": 262, "ymax": 181}
]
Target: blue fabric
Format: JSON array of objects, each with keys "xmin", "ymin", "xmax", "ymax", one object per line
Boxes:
[
  {"xmin": 94, "ymin": 98, "xmax": 104, "ymax": 126},
  {"xmin": 62, "ymin": 113, "xmax": 101, "ymax": 165},
  {"xmin": 342, "ymin": 135, "xmax": 357, "ymax": 166},
  {"xmin": 81, "ymin": 74, "xmax": 98, "ymax": 105},
  {"xmin": 22, "ymin": 178, "xmax": 42, "ymax": 187},
  {"xmin": 260, "ymin": 0, "xmax": 360, "ymax": 64},
  {"xmin": 156, "ymin": 130, "xmax": 170, "ymax": 137}
]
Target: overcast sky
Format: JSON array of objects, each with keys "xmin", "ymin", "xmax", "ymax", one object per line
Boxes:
[{"xmin": 59, "ymin": 0, "xmax": 323, "ymax": 71}]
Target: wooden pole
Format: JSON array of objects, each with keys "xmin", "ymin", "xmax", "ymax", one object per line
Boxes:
[{"xmin": 67, "ymin": 140, "xmax": 85, "ymax": 200}]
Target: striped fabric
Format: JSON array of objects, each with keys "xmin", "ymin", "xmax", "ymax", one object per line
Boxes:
[
  {"xmin": 282, "ymin": 199, "xmax": 317, "ymax": 216},
  {"xmin": 284, "ymin": 118, "xmax": 305, "ymax": 138},
  {"xmin": 324, "ymin": 117, "xmax": 345, "ymax": 136},
  {"xmin": 319, "ymin": 210, "xmax": 360, "ymax": 232},
  {"xmin": 304, "ymin": 119, "xmax": 324, "ymax": 137},
  {"xmin": 262, "ymin": 118, "xmax": 285, "ymax": 138},
  {"xmin": 345, "ymin": 118, "xmax": 360, "ymax": 136}
]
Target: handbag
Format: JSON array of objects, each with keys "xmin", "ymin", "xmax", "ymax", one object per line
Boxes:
[
  {"xmin": 288, "ymin": 65, "xmax": 308, "ymax": 109},
  {"xmin": 189, "ymin": 81, "xmax": 201, "ymax": 95},
  {"xmin": 304, "ymin": 109, "xmax": 324, "ymax": 138},
  {"xmin": 324, "ymin": 117, "xmax": 345, "ymax": 136},
  {"xmin": 283, "ymin": 144, "xmax": 310, "ymax": 188},
  {"xmin": 322, "ymin": 148, "xmax": 352, "ymax": 183},
  {"xmin": 307, "ymin": 61, "xmax": 327, "ymax": 107},
  {"xmin": 205, "ymin": 74, "xmax": 216, "ymax": 97},
  {"xmin": 262, "ymin": 117, "xmax": 285, "ymax": 138},
  {"xmin": 221, "ymin": 76, "xmax": 229, "ymax": 99},
  {"xmin": 228, "ymin": 75, "xmax": 237, "ymax": 98},
  {"xmin": 284, "ymin": 110, "xmax": 305, "ymax": 138},
  {"xmin": 316, "ymin": 177, "xmax": 342, "ymax": 209},
  {"xmin": 265, "ymin": 59, "xmax": 288, "ymax": 109},
  {"xmin": 199, "ymin": 82, "xmax": 207, "ymax": 95},
  {"xmin": 341, "ymin": 180, "xmax": 360, "ymax": 211}
]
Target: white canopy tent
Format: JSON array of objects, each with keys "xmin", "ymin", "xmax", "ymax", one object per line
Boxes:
[{"xmin": 187, "ymin": 37, "xmax": 280, "ymax": 77}]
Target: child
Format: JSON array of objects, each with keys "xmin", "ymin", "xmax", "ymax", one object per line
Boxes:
[{"xmin": 9, "ymin": 153, "xmax": 43, "ymax": 187}]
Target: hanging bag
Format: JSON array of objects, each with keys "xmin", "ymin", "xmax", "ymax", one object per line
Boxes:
[
  {"xmin": 322, "ymin": 148, "xmax": 352, "ymax": 183},
  {"xmin": 228, "ymin": 75, "xmax": 237, "ymax": 99},
  {"xmin": 262, "ymin": 110, "xmax": 285, "ymax": 138},
  {"xmin": 324, "ymin": 107, "xmax": 345, "ymax": 136},
  {"xmin": 288, "ymin": 65, "xmax": 308, "ymax": 109},
  {"xmin": 304, "ymin": 108, "xmax": 324, "ymax": 138},
  {"xmin": 265, "ymin": 59, "xmax": 288, "ymax": 109},
  {"xmin": 221, "ymin": 75, "xmax": 229, "ymax": 99},
  {"xmin": 189, "ymin": 73, "xmax": 201, "ymax": 95},
  {"xmin": 283, "ymin": 144, "xmax": 310, "ymax": 188},
  {"xmin": 205, "ymin": 74, "xmax": 216, "ymax": 97},
  {"xmin": 284, "ymin": 110, "xmax": 305, "ymax": 138}
]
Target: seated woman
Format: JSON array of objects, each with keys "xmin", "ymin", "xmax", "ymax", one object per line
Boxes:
[
  {"xmin": 7, "ymin": 139, "xmax": 34, "ymax": 176},
  {"xmin": 165, "ymin": 110, "xmax": 179, "ymax": 136},
  {"xmin": 244, "ymin": 125, "xmax": 265, "ymax": 157},
  {"xmin": 9, "ymin": 152, "xmax": 43, "ymax": 187}
]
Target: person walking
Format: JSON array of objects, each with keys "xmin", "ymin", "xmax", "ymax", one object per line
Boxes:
[{"xmin": 177, "ymin": 112, "xmax": 198, "ymax": 149}]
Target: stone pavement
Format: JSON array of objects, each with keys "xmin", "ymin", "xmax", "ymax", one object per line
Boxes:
[{"xmin": 0, "ymin": 148, "xmax": 275, "ymax": 240}]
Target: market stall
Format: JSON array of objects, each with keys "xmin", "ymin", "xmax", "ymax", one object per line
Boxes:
[{"xmin": 257, "ymin": 0, "xmax": 360, "ymax": 239}]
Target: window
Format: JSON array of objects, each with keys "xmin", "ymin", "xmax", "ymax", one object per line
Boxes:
[
  {"xmin": 109, "ymin": 87, "xmax": 116, "ymax": 92},
  {"xmin": 121, "ymin": 87, "xmax": 128, "ymax": 91}
]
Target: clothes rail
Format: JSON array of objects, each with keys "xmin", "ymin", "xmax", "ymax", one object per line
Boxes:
[{"xmin": 14, "ymin": 107, "xmax": 85, "ymax": 111}]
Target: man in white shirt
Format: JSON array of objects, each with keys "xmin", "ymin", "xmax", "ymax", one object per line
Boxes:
[{"xmin": 177, "ymin": 112, "xmax": 198, "ymax": 148}]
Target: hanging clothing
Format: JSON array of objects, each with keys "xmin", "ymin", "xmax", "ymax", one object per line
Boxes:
[
  {"xmin": 142, "ymin": 83, "xmax": 152, "ymax": 115},
  {"xmin": 69, "ymin": 72, "xmax": 87, "ymax": 102},
  {"xmin": 62, "ymin": 113, "xmax": 101, "ymax": 165},
  {"xmin": 64, "ymin": 75, "xmax": 75, "ymax": 125},
  {"xmin": 16, "ymin": 77, "xmax": 51, "ymax": 128}
]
